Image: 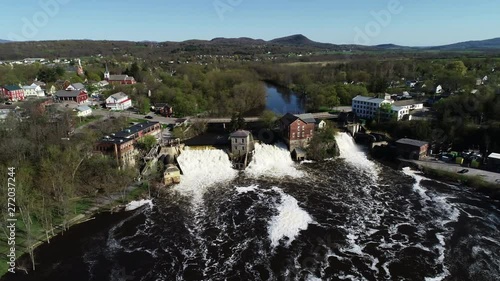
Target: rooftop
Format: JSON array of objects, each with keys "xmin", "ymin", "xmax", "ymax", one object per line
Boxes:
[
  {"xmin": 488, "ymin": 153, "xmax": 500, "ymax": 160},
  {"xmin": 3, "ymin": 85, "xmax": 22, "ymax": 91},
  {"xmin": 396, "ymin": 138, "xmax": 428, "ymax": 147},
  {"xmin": 393, "ymin": 99, "xmax": 423, "ymax": 107},
  {"xmin": 296, "ymin": 113, "xmax": 316, "ymax": 124},
  {"xmin": 76, "ymin": 105, "xmax": 91, "ymax": 112},
  {"xmin": 113, "ymin": 121, "xmax": 160, "ymax": 139},
  {"xmin": 352, "ymin": 95, "xmax": 388, "ymax": 104},
  {"xmin": 55, "ymin": 90, "xmax": 85, "ymax": 98},
  {"xmin": 230, "ymin": 130, "xmax": 251, "ymax": 138},
  {"xmin": 108, "ymin": 92, "xmax": 128, "ymax": 100}
]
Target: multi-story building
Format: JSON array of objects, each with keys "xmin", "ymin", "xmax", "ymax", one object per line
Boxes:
[
  {"xmin": 106, "ymin": 92, "xmax": 132, "ymax": 111},
  {"xmin": 279, "ymin": 113, "xmax": 316, "ymax": 151},
  {"xmin": 1, "ymin": 85, "xmax": 25, "ymax": 101},
  {"xmin": 95, "ymin": 121, "xmax": 161, "ymax": 166},
  {"xmin": 230, "ymin": 130, "xmax": 253, "ymax": 157},
  {"xmin": 352, "ymin": 95, "xmax": 411, "ymax": 121}
]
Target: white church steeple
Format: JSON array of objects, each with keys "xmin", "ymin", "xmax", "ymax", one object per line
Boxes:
[{"xmin": 104, "ymin": 63, "xmax": 110, "ymax": 80}]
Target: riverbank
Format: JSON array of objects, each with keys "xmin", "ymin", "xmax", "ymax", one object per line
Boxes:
[
  {"xmin": 0, "ymin": 183, "xmax": 149, "ymax": 277},
  {"xmin": 399, "ymin": 159, "xmax": 500, "ymax": 199}
]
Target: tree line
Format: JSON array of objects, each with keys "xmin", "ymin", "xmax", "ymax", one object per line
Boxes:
[{"xmin": 0, "ymin": 103, "xmax": 137, "ymax": 271}]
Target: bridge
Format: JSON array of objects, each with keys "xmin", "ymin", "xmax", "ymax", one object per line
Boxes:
[{"xmin": 191, "ymin": 112, "xmax": 339, "ymax": 124}]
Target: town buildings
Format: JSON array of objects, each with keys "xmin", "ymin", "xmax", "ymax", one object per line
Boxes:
[
  {"xmin": 153, "ymin": 103, "xmax": 174, "ymax": 117},
  {"xmin": 1, "ymin": 85, "xmax": 25, "ymax": 101},
  {"xmin": 487, "ymin": 153, "xmax": 500, "ymax": 172},
  {"xmin": 395, "ymin": 138, "xmax": 429, "ymax": 160},
  {"xmin": 54, "ymin": 90, "xmax": 89, "ymax": 104},
  {"xmin": 351, "ymin": 95, "xmax": 424, "ymax": 121},
  {"xmin": 106, "ymin": 92, "xmax": 132, "ymax": 111},
  {"xmin": 75, "ymin": 105, "xmax": 92, "ymax": 117},
  {"xmin": 65, "ymin": 83, "xmax": 86, "ymax": 91},
  {"xmin": 104, "ymin": 65, "xmax": 136, "ymax": 85},
  {"xmin": 278, "ymin": 113, "xmax": 316, "ymax": 151},
  {"xmin": 230, "ymin": 130, "xmax": 253, "ymax": 157},
  {"xmin": 22, "ymin": 84, "xmax": 45, "ymax": 97},
  {"xmin": 95, "ymin": 122, "xmax": 161, "ymax": 166}
]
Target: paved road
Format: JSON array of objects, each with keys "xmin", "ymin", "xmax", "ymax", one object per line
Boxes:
[
  {"xmin": 408, "ymin": 159, "xmax": 500, "ymax": 185},
  {"xmin": 90, "ymin": 108, "xmax": 339, "ymax": 125}
]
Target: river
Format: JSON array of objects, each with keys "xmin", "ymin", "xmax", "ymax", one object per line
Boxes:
[
  {"xmin": 265, "ymin": 83, "xmax": 305, "ymax": 115},
  {"xmin": 3, "ymin": 134, "xmax": 500, "ymax": 281}
]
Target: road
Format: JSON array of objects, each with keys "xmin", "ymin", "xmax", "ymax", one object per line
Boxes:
[
  {"xmin": 90, "ymin": 108, "xmax": 339, "ymax": 125},
  {"xmin": 408, "ymin": 159, "xmax": 500, "ymax": 185}
]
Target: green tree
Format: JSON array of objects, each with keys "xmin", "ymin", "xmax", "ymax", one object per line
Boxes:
[
  {"xmin": 260, "ymin": 110, "xmax": 277, "ymax": 129},
  {"xmin": 137, "ymin": 135, "xmax": 157, "ymax": 151},
  {"xmin": 230, "ymin": 112, "xmax": 245, "ymax": 131}
]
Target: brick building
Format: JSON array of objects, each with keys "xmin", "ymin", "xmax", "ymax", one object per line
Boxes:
[
  {"xmin": 278, "ymin": 113, "xmax": 316, "ymax": 151},
  {"xmin": 95, "ymin": 121, "xmax": 161, "ymax": 166}
]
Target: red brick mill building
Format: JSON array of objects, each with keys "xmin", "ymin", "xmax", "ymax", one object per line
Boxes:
[
  {"xmin": 278, "ymin": 113, "xmax": 316, "ymax": 152},
  {"xmin": 95, "ymin": 121, "xmax": 161, "ymax": 166}
]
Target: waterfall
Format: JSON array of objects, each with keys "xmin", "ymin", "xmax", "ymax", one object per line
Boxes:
[
  {"xmin": 246, "ymin": 143, "xmax": 305, "ymax": 178},
  {"xmin": 175, "ymin": 148, "xmax": 238, "ymax": 204},
  {"xmin": 335, "ymin": 132, "xmax": 378, "ymax": 175}
]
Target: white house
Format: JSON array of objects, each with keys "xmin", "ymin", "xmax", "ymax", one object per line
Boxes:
[
  {"xmin": 391, "ymin": 106, "xmax": 410, "ymax": 121},
  {"xmin": 75, "ymin": 105, "xmax": 92, "ymax": 117},
  {"xmin": 436, "ymin": 85, "xmax": 443, "ymax": 94},
  {"xmin": 106, "ymin": 92, "xmax": 132, "ymax": 111},
  {"xmin": 66, "ymin": 83, "xmax": 86, "ymax": 91},
  {"xmin": 393, "ymin": 100, "xmax": 424, "ymax": 111},
  {"xmin": 22, "ymin": 84, "xmax": 45, "ymax": 97},
  {"xmin": 95, "ymin": 80, "xmax": 109, "ymax": 88}
]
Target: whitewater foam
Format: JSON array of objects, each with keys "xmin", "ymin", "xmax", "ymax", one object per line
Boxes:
[
  {"xmin": 125, "ymin": 199, "xmax": 154, "ymax": 211},
  {"xmin": 235, "ymin": 185, "xmax": 259, "ymax": 194},
  {"xmin": 175, "ymin": 148, "xmax": 238, "ymax": 204},
  {"xmin": 246, "ymin": 143, "xmax": 305, "ymax": 178},
  {"xmin": 268, "ymin": 187, "xmax": 313, "ymax": 248},
  {"xmin": 335, "ymin": 133, "xmax": 378, "ymax": 176}
]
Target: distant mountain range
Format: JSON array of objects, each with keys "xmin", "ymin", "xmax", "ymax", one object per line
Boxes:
[
  {"xmin": 0, "ymin": 35, "xmax": 500, "ymax": 60},
  {"xmin": 1, "ymin": 35, "xmax": 500, "ymax": 50}
]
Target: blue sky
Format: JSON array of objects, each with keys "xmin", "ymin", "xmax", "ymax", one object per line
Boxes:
[{"xmin": 2, "ymin": 0, "xmax": 499, "ymax": 46}]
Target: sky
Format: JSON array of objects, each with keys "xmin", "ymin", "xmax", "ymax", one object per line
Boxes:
[{"xmin": 1, "ymin": 0, "xmax": 499, "ymax": 46}]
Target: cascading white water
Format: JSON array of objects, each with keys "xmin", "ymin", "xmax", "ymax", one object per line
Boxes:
[
  {"xmin": 335, "ymin": 132, "xmax": 378, "ymax": 175},
  {"xmin": 246, "ymin": 143, "xmax": 305, "ymax": 178},
  {"xmin": 268, "ymin": 187, "xmax": 314, "ymax": 248},
  {"xmin": 175, "ymin": 148, "xmax": 238, "ymax": 204}
]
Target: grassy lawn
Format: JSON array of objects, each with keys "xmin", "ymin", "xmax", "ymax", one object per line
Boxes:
[
  {"xmin": 127, "ymin": 117, "xmax": 147, "ymax": 123},
  {"xmin": 75, "ymin": 115, "xmax": 103, "ymax": 128}
]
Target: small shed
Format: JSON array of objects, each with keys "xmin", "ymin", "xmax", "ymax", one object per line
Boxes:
[
  {"xmin": 75, "ymin": 105, "xmax": 92, "ymax": 117},
  {"xmin": 292, "ymin": 147, "xmax": 306, "ymax": 161},
  {"xmin": 395, "ymin": 138, "xmax": 429, "ymax": 160},
  {"xmin": 164, "ymin": 164, "xmax": 181, "ymax": 185},
  {"xmin": 487, "ymin": 153, "xmax": 500, "ymax": 172}
]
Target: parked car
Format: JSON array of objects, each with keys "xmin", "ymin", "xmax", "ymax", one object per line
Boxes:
[
  {"xmin": 4, "ymin": 102, "xmax": 12, "ymax": 105},
  {"xmin": 144, "ymin": 115, "xmax": 153, "ymax": 119},
  {"xmin": 457, "ymin": 169, "xmax": 469, "ymax": 174}
]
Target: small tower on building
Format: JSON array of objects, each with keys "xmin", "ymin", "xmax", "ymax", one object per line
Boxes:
[{"xmin": 104, "ymin": 63, "xmax": 110, "ymax": 80}]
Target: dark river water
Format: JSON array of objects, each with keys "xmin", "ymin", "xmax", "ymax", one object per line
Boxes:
[
  {"xmin": 3, "ymin": 134, "xmax": 500, "ymax": 281},
  {"xmin": 265, "ymin": 84, "xmax": 305, "ymax": 115}
]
